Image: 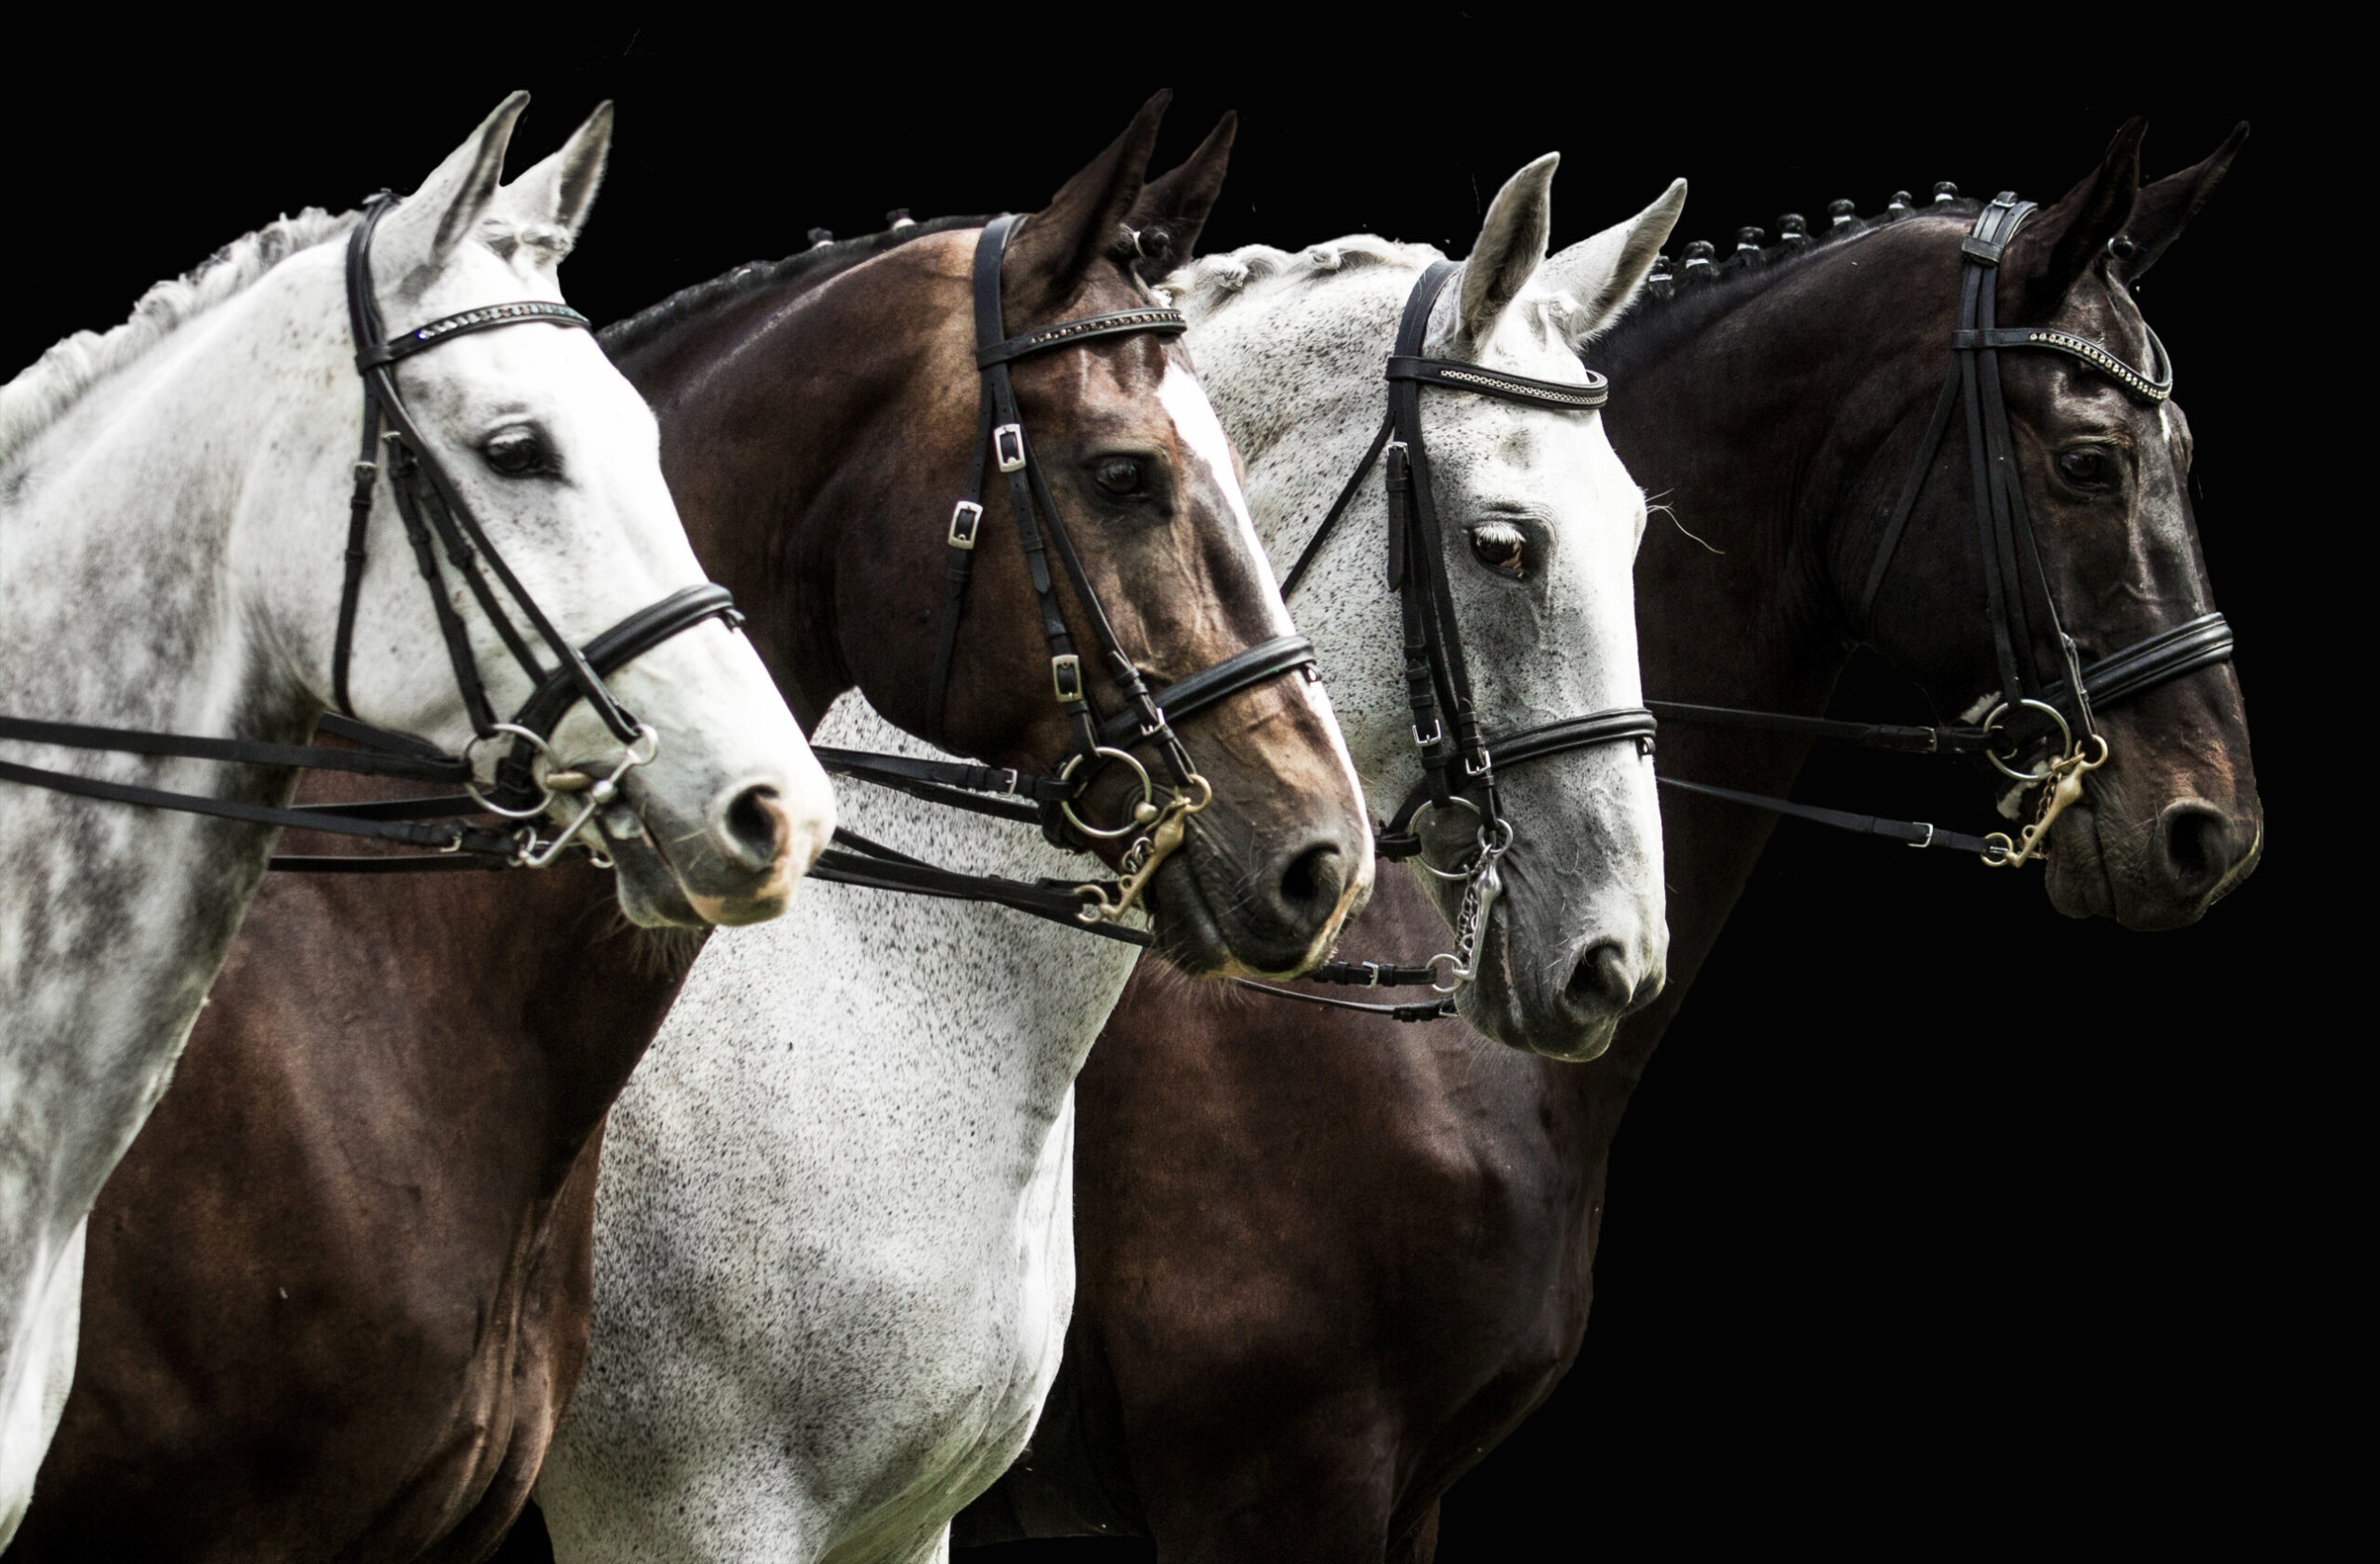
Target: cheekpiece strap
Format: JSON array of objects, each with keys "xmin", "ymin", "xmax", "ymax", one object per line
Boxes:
[{"xmin": 356, "ymin": 301, "xmax": 593, "ymax": 370}]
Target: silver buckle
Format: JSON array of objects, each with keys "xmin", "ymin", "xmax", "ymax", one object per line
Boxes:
[
  {"xmin": 1907, "ymin": 821, "xmax": 1937, "ymax": 849},
  {"xmin": 1138, "ymin": 705, "xmax": 1169, "ymax": 739},
  {"xmin": 1413, "ymin": 718, "xmax": 1443, "ymax": 748},
  {"xmin": 947, "ymin": 500, "xmax": 983, "ymax": 549},
  {"xmin": 994, "ymin": 423, "xmax": 1027, "ymax": 472},
  {"xmin": 1463, "ymin": 750, "xmax": 1493, "ymax": 779}
]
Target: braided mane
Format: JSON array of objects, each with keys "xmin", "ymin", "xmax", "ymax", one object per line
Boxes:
[
  {"xmin": 598, "ymin": 214, "xmax": 987, "ymax": 359},
  {"xmin": 0, "ymin": 207, "xmax": 362, "ymax": 468}
]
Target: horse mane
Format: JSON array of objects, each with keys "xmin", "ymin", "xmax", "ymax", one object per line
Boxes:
[
  {"xmin": 598, "ymin": 213, "xmax": 989, "ymax": 360},
  {"xmin": 0, "ymin": 206, "xmax": 362, "ymax": 469},
  {"xmin": 1157, "ymin": 235, "xmax": 1442, "ymax": 318},
  {"xmin": 1598, "ymin": 195, "xmax": 1988, "ymax": 366}
]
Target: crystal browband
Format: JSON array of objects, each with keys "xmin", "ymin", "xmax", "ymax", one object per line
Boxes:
[{"xmin": 358, "ymin": 301, "xmax": 594, "ymax": 369}]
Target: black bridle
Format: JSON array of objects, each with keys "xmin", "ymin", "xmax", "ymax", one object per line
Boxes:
[
  {"xmin": 808, "ymin": 214, "xmax": 1327, "ymax": 934},
  {"xmin": 1649, "ymin": 192, "xmax": 2236, "ymax": 867},
  {"xmin": 0, "ymin": 193, "xmax": 746, "ymax": 871},
  {"xmin": 1239, "ymin": 260, "xmax": 1661, "ymax": 1020}
]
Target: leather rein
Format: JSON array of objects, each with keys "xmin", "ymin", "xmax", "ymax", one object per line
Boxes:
[
  {"xmin": 0, "ymin": 193, "xmax": 747, "ymax": 872},
  {"xmin": 1239, "ymin": 260, "xmax": 1661, "ymax": 1021},
  {"xmin": 804, "ymin": 215, "xmax": 1326, "ymax": 939},
  {"xmin": 1647, "ymin": 192, "xmax": 2235, "ymax": 868}
]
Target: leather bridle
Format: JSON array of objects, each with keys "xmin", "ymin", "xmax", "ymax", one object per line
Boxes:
[
  {"xmin": 807, "ymin": 215, "xmax": 1328, "ymax": 934},
  {"xmin": 1240, "ymin": 260, "xmax": 1661, "ymax": 1019},
  {"xmin": 1650, "ymin": 192, "xmax": 2237, "ymax": 868},
  {"xmin": 0, "ymin": 192, "xmax": 747, "ymax": 872}
]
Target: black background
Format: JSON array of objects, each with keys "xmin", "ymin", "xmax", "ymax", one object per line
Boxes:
[{"xmin": 6, "ymin": 33, "xmax": 2320, "ymax": 1560}]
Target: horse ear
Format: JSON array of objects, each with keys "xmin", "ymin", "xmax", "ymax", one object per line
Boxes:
[
  {"xmin": 2008, "ymin": 118, "xmax": 2146, "ymax": 318},
  {"xmin": 375, "ymin": 92, "xmax": 528, "ymax": 287},
  {"xmin": 1124, "ymin": 112, "xmax": 1236, "ymax": 282},
  {"xmin": 2116, "ymin": 122, "xmax": 2248, "ymax": 282},
  {"xmin": 1539, "ymin": 178, "xmax": 1688, "ymax": 344},
  {"xmin": 1454, "ymin": 153, "xmax": 1559, "ymax": 352},
  {"xmin": 498, "ymin": 99, "xmax": 614, "ymax": 247},
  {"xmin": 1005, "ymin": 91, "xmax": 1170, "ymax": 310}
]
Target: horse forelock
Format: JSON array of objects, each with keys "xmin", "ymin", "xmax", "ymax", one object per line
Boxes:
[{"xmin": 0, "ymin": 207, "xmax": 363, "ymax": 470}]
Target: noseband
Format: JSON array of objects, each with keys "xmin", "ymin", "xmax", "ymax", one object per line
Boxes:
[
  {"xmin": 0, "ymin": 194, "xmax": 747, "ymax": 871},
  {"xmin": 809, "ymin": 215, "xmax": 1326, "ymax": 932},
  {"xmin": 1651, "ymin": 192, "xmax": 2237, "ymax": 867},
  {"xmin": 1240, "ymin": 261, "xmax": 1659, "ymax": 1020}
]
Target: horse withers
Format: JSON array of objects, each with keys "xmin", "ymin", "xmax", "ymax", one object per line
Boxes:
[
  {"xmin": 0, "ymin": 95, "xmax": 826, "ymax": 1545},
  {"xmin": 959, "ymin": 121, "xmax": 2258, "ymax": 1562}
]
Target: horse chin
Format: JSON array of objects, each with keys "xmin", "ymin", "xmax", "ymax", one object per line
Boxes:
[
  {"xmin": 1452, "ymin": 913, "xmax": 1622, "ymax": 1064},
  {"xmin": 601, "ymin": 827, "xmax": 709, "ymax": 931},
  {"xmin": 1139, "ymin": 855, "xmax": 1254, "ymax": 980}
]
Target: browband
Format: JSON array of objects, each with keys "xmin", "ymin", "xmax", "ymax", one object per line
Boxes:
[
  {"xmin": 355, "ymin": 300, "xmax": 593, "ymax": 369},
  {"xmin": 975, "ymin": 307, "xmax": 1188, "ymax": 367},
  {"xmin": 1384, "ymin": 355, "xmax": 1609, "ymax": 410},
  {"xmin": 1949, "ymin": 325, "xmax": 2172, "ymax": 404}
]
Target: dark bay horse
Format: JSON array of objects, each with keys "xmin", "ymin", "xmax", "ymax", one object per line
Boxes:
[
  {"xmin": 956, "ymin": 122, "xmax": 2262, "ymax": 1561},
  {"xmin": 13, "ymin": 97, "xmax": 1366, "ymax": 1562}
]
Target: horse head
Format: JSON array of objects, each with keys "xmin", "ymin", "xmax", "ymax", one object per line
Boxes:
[
  {"xmin": 1167, "ymin": 157, "xmax": 1686, "ymax": 1059},
  {"xmin": 1853, "ymin": 122, "xmax": 2260, "ymax": 928},
  {"xmin": 311, "ymin": 95, "xmax": 832, "ymax": 926},
  {"xmin": 769, "ymin": 96, "xmax": 1372, "ymax": 977}
]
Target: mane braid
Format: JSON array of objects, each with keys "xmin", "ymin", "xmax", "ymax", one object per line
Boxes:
[
  {"xmin": 0, "ymin": 206, "xmax": 362, "ymax": 468},
  {"xmin": 598, "ymin": 214, "xmax": 989, "ymax": 360},
  {"xmin": 1599, "ymin": 196, "xmax": 1989, "ymax": 365},
  {"xmin": 1157, "ymin": 236, "xmax": 1443, "ymax": 317}
]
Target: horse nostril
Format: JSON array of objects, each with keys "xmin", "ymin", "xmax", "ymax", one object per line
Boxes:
[
  {"xmin": 1565, "ymin": 943, "xmax": 1635, "ymax": 1015},
  {"xmin": 721, "ymin": 785, "xmax": 789, "ymax": 871},
  {"xmin": 1275, "ymin": 842, "xmax": 1347, "ymax": 924},
  {"xmin": 2156, "ymin": 800, "xmax": 2233, "ymax": 900}
]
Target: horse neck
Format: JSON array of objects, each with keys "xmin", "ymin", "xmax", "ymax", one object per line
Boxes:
[
  {"xmin": 1568, "ymin": 248, "xmax": 1937, "ymax": 1093},
  {"xmin": 0, "ymin": 262, "xmax": 344, "ymax": 1280},
  {"xmin": 617, "ymin": 255, "xmax": 958, "ymax": 730}
]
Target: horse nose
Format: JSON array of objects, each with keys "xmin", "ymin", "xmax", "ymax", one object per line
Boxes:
[
  {"xmin": 1260, "ymin": 836, "xmax": 1352, "ymax": 949},
  {"xmin": 1560, "ymin": 941, "xmax": 1663, "ymax": 1027},
  {"xmin": 2151, "ymin": 798, "xmax": 2241, "ymax": 904},
  {"xmin": 719, "ymin": 783, "xmax": 793, "ymax": 872}
]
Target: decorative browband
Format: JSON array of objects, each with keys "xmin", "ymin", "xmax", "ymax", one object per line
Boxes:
[
  {"xmin": 1385, "ymin": 355, "xmax": 1609, "ymax": 410},
  {"xmin": 357, "ymin": 301, "xmax": 593, "ymax": 369},
  {"xmin": 1951, "ymin": 325, "xmax": 2173, "ymax": 404},
  {"xmin": 975, "ymin": 308, "xmax": 1189, "ymax": 367}
]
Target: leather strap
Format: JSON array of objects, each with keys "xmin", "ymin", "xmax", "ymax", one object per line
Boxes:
[
  {"xmin": 810, "ymin": 828, "xmax": 1151, "ymax": 948},
  {"xmin": 1094, "ymin": 636, "xmax": 1317, "ymax": 749}
]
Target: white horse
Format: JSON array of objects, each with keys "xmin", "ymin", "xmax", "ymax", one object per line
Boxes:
[
  {"xmin": 0, "ymin": 95, "xmax": 832, "ymax": 1540},
  {"xmin": 536, "ymin": 155, "xmax": 1679, "ymax": 1563}
]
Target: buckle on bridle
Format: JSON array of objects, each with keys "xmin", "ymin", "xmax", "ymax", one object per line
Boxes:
[
  {"xmin": 948, "ymin": 500, "xmax": 984, "ymax": 550},
  {"xmin": 1412, "ymin": 718, "xmax": 1443, "ymax": 748},
  {"xmin": 994, "ymin": 423, "xmax": 1027, "ymax": 473},
  {"xmin": 1463, "ymin": 750, "xmax": 1494, "ymax": 779},
  {"xmin": 1051, "ymin": 655, "xmax": 1084, "ymax": 704}
]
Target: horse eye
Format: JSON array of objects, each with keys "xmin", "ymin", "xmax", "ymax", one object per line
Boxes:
[
  {"xmin": 1469, "ymin": 523, "xmax": 1528, "ymax": 581},
  {"xmin": 1093, "ymin": 457, "xmax": 1144, "ymax": 496},
  {"xmin": 482, "ymin": 427, "xmax": 552, "ymax": 478},
  {"xmin": 2057, "ymin": 448, "xmax": 2113, "ymax": 489}
]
